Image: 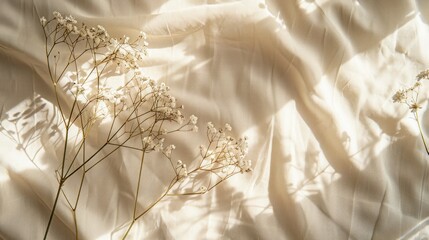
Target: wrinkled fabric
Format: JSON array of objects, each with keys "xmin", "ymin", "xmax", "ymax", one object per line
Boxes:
[{"xmin": 1, "ymin": 0, "xmax": 429, "ymax": 239}]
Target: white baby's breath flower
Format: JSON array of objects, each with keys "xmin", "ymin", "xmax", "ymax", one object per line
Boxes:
[
  {"xmin": 163, "ymin": 144, "xmax": 176, "ymax": 157},
  {"xmin": 143, "ymin": 136, "xmax": 154, "ymax": 148},
  {"xmin": 66, "ymin": 23, "xmax": 73, "ymax": 31},
  {"xmin": 178, "ymin": 163, "xmax": 188, "ymax": 180},
  {"xmin": 124, "ymin": 36, "xmax": 130, "ymax": 44},
  {"xmin": 225, "ymin": 123, "xmax": 232, "ymax": 131},
  {"xmin": 40, "ymin": 16, "xmax": 47, "ymax": 26},
  {"xmin": 65, "ymin": 15, "xmax": 77, "ymax": 24},
  {"xmin": 53, "ymin": 11, "xmax": 62, "ymax": 19},
  {"xmin": 176, "ymin": 160, "xmax": 188, "ymax": 180},
  {"xmin": 97, "ymin": 25, "xmax": 106, "ymax": 34},
  {"xmin": 238, "ymin": 159, "xmax": 252, "ymax": 173},
  {"xmin": 190, "ymin": 115, "xmax": 198, "ymax": 125},
  {"xmin": 207, "ymin": 122, "xmax": 217, "ymax": 135},
  {"xmin": 139, "ymin": 31, "xmax": 147, "ymax": 39},
  {"xmin": 154, "ymin": 138, "xmax": 165, "ymax": 152}
]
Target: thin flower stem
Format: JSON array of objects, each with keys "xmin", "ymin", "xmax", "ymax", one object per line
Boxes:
[
  {"xmin": 121, "ymin": 220, "xmax": 135, "ymax": 240},
  {"xmin": 415, "ymin": 111, "xmax": 429, "ymax": 155},
  {"xmin": 107, "ymin": 143, "xmax": 142, "ymax": 151},
  {"xmin": 135, "ymin": 178, "xmax": 177, "ymax": 220},
  {"xmin": 43, "ymin": 180, "xmax": 64, "ymax": 240},
  {"xmin": 133, "ymin": 151, "xmax": 146, "ymax": 218},
  {"xmin": 64, "ymin": 142, "xmax": 108, "ymax": 179},
  {"xmin": 83, "ymin": 140, "xmax": 129, "ymax": 174},
  {"xmin": 65, "ymin": 139, "xmax": 85, "ymax": 174},
  {"xmin": 73, "ymin": 210, "xmax": 79, "ymax": 240}
]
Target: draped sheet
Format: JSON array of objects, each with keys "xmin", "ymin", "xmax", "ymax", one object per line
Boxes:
[{"xmin": 1, "ymin": 0, "xmax": 429, "ymax": 239}]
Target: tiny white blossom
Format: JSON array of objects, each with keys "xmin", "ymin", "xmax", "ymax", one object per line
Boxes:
[
  {"xmin": 65, "ymin": 15, "xmax": 77, "ymax": 24},
  {"xmin": 53, "ymin": 11, "xmax": 62, "ymax": 19},
  {"xmin": 124, "ymin": 36, "xmax": 130, "ymax": 43},
  {"xmin": 207, "ymin": 122, "xmax": 217, "ymax": 135},
  {"xmin": 143, "ymin": 136, "xmax": 154, "ymax": 148},
  {"xmin": 178, "ymin": 164, "xmax": 187, "ymax": 179},
  {"xmin": 40, "ymin": 17, "xmax": 47, "ymax": 26},
  {"xmin": 66, "ymin": 23, "xmax": 73, "ymax": 31},
  {"xmin": 176, "ymin": 160, "xmax": 188, "ymax": 180},
  {"xmin": 190, "ymin": 115, "xmax": 198, "ymax": 125},
  {"xmin": 163, "ymin": 144, "xmax": 176, "ymax": 157},
  {"xmin": 97, "ymin": 25, "xmax": 106, "ymax": 33},
  {"xmin": 177, "ymin": 160, "xmax": 183, "ymax": 167},
  {"xmin": 139, "ymin": 31, "xmax": 147, "ymax": 39},
  {"xmin": 154, "ymin": 138, "xmax": 165, "ymax": 152},
  {"xmin": 238, "ymin": 159, "xmax": 252, "ymax": 173}
]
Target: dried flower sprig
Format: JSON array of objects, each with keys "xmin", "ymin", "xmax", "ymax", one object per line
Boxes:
[
  {"xmin": 168, "ymin": 122, "xmax": 251, "ymax": 193},
  {"xmin": 393, "ymin": 69, "xmax": 429, "ymax": 153},
  {"xmin": 35, "ymin": 12, "xmax": 252, "ymax": 240}
]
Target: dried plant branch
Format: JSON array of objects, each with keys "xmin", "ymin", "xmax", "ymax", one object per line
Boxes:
[{"xmin": 23, "ymin": 12, "xmax": 253, "ymax": 239}]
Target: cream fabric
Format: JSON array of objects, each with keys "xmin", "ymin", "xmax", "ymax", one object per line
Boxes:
[{"xmin": 1, "ymin": 0, "xmax": 429, "ymax": 239}]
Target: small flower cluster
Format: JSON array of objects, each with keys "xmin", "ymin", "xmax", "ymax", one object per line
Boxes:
[
  {"xmin": 40, "ymin": 14, "xmax": 200, "ymax": 161},
  {"xmin": 43, "ymin": 12, "xmax": 110, "ymax": 44},
  {"xmin": 40, "ymin": 13, "xmax": 154, "ymax": 123},
  {"xmin": 109, "ymin": 35, "xmax": 148, "ymax": 73},
  {"xmin": 41, "ymin": 12, "xmax": 148, "ymax": 72},
  {"xmin": 163, "ymin": 144, "xmax": 176, "ymax": 157},
  {"xmin": 166, "ymin": 122, "xmax": 252, "ymax": 195},
  {"xmin": 201, "ymin": 122, "xmax": 251, "ymax": 174},
  {"xmin": 176, "ymin": 160, "xmax": 188, "ymax": 180},
  {"xmin": 392, "ymin": 70, "xmax": 426, "ymax": 112}
]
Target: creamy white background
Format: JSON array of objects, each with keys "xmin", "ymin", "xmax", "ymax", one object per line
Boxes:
[{"xmin": 1, "ymin": 0, "xmax": 429, "ymax": 239}]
